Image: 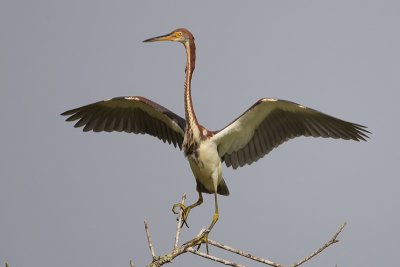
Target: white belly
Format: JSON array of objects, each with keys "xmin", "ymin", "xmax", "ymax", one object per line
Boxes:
[{"xmin": 187, "ymin": 140, "xmax": 222, "ymax": 193}]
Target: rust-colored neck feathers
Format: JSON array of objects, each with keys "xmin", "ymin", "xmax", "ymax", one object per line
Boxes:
[
  {"xmin": 183, "ymin": 33, "xmax": 198, "ymax": 132},
  {"xmin": 182, "ymin": 30, "xmax": 203, "ymax": 156}
]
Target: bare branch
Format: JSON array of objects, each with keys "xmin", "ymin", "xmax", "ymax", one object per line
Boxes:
[
  {"xmin": 135, "ymin": 195, "xmax": 347, "ymax": 267},
  {"xmin": 174, "ymin": 193, "xmax": 186, "ymax": 248},
  {"xmin": 144, "ymin": 221, "xmax": 156, "ymax": 259},
  {"xmin": 291, "ymin": 222, "xmax": 346, "ymax": 267},
  {"xmin": 208, "ymin": 239, "xmax": 285, "ymax": 267},
  {"xmin": 187, "ymin": 247, "xmax": 245, "ymax": 267}
]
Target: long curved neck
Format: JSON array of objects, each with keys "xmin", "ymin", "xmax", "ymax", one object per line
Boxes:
[{"xmin": 183, "ymin": 40, "xmax": 199, "ymax": 132}]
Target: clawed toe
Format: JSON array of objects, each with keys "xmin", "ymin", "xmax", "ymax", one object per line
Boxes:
[
  {"xmin": 172, "ymin": 203, "xmax": 184, "ymax": 215},
  {"xmin": 184, "ymin": 228, "xmax": 211, "ymax": 254},
  {"xmin": 172, "ymin": 203, "xmax": 190, "ymax": 228}
]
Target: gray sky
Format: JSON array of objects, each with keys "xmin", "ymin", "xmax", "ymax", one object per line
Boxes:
[{"xmin": 1, "ymin": 1, "xmax": 398, "ymax": 266}]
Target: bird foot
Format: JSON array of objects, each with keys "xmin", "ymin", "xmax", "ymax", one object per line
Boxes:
[
  {"xmin": 172, "ymin": 203, "xmax": 191, "ymax": 228},
  {"xmin": 184, "ymin": 228, "xmax": 211, "ymax": 254}
]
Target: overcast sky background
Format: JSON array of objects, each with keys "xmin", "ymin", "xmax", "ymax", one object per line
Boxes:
[{"xmin": 1, "ymin": 1, "xmax": 399, "ymax": 267}]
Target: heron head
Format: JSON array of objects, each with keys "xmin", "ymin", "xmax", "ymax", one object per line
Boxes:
[{"xmin": 143, "ymin": 28, "xmax": 194, "ymax": 44}]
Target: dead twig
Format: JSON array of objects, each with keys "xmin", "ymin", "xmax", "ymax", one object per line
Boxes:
[
  {"xmin": 208, "ymin": 239, "xmax": 284, "ymax": 267},
  {"xmin": 291, "ymin": 222, "xmax": 346, "ymax": 267},
  {"xmin": 131, "ymin": 194, "xmax": 347, "ymax": 267},
  {"xmin": 174, "ymin": 193, "xmax": 186, "ymax": 249},
  {"xmin": 144, "ymin": 221, "xmax": 156, "ymax": 260}
]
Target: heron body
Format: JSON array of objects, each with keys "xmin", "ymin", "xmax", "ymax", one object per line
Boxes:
[{"xmin": 62, "ymin": 28, "xmax": 369, "ymax": 239}]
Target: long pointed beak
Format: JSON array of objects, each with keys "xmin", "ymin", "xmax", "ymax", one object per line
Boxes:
[{"xmin": 143, "ymin": 33, "xmax": 174, "ymax": 43}]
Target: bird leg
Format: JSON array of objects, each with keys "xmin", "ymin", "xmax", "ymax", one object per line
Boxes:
[
  {"xmin": 207, "ymin": 191, "xmax": 219, "ymax": 233},
  {"xmin": 183, "ymin": 192, "xmax": 219, "ymax": 254},
  {"xmin": 172, "ymin": 192, "xmax": 203, "ymax": 228}
]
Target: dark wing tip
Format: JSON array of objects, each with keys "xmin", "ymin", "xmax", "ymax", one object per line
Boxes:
[
  {"xmin": 60, "ymin": 109, "xmax": 75, "ymax": 116},
  {"xmin": 352, "ymin": 124, "xmax": 371, "ymax": 141},
  {"xmin": 61, "ymin": 106, "xmax": 85, "ymax": 118}
]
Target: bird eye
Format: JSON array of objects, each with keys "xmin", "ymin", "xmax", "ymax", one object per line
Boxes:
[{"xmin": 176, "ymin": 32, "xmax": 182, "ymax": 37}]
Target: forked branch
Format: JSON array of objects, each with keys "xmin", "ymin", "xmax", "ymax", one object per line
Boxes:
[{"xmin": 131, "ymin": 194, "xmax": 346, "ymax": 267}]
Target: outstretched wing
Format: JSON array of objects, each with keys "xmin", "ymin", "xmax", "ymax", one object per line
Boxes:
[
  {"xmin": 211, "ymin": 98, "xmax": 370, "ymax": 169},
  {"xmin": 61, "ymin": 96, "xmax": 186, "ymax": 149}
]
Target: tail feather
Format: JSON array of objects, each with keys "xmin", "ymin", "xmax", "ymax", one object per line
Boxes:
[
  {"xmin": 196, "ymin": 178, "xmax": 230, "ymax": 196},
  {"xmin": 217, "ymin": 178, "xmax": 230, "ymax": 196}
]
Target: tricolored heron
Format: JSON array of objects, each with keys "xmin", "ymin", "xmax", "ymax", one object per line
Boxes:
[{"xmin": 62, "ymin": 28, "xmax": 369, "ymax": 242}]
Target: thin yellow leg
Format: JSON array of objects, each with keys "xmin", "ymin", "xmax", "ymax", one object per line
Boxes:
[
  {"xmin": 208, "ymin": 192, "xmax": 219, "ymax": 231},
  {"xmin": 203, "ymin": 192, "xmax": 219, "ymax": 253},
  {"xmin": 184, "ymin": 192, "xmax": 219, "ymax": 254}
]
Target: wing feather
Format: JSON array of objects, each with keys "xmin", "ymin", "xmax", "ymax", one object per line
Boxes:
[
  {"xmin": 61, "ymin": 96, "xmax": 186, "ymax": 149},
  {"xmin": 212, "ymin": 98, "xmax": 370, "ymax": 169}
]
